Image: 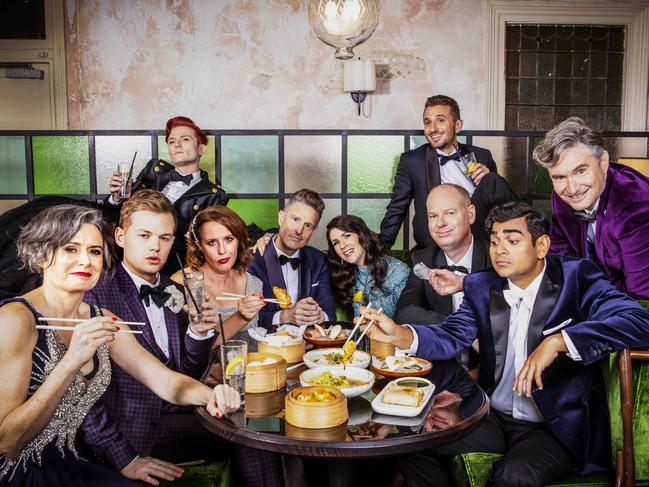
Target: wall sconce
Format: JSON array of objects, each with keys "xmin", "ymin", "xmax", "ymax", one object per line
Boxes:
[
  {"xmin": 343, "ymin": 58, "xmax": 376, "ymax": 116},
  {"xmin": 308, "ymin": 0, "xmax": 380, "ymax": 59}
]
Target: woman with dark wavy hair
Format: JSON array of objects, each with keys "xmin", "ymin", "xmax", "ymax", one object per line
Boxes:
[{"xmin": 327, "ymin": 215, "xmax": 409, "ymax": 318}]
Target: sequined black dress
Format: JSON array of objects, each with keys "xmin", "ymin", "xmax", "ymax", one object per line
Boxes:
[{"xmin": 0, "ymin": 298, "xmax": 137, "ymax": 486}]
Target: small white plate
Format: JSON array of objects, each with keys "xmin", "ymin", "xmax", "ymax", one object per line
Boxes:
[
  {"xmin": 303, "ymin": 348, "xmax": 371, "ymax": 369},
  {"xmin": 371, "ymin": 377, "xmax": 435, "ymax": 418},
  {"xmin": 299, "ymin": 366, "xmax": 375, "ymax": 398}
]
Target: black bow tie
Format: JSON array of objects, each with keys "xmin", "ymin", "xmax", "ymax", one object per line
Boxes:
[
  {"xmin": 140, "ymin": 284, "xmax": 171, "ymax": 307},
  {"xmin": 438, "ymin": 153, "xmax": 460, "ymax": 166},
  {"xmin": 574, "ymin": 211, "xmax": 597, "ymax": 223},
  {"xmin": 169, "ymin": 170, "xmax": 193, "ymax": 185},
  {"xmin": 439, "ymin": 264, "xmax": 470, "ymax": 275},
  {"xmin": 279, "ymin": 254, "xmax": 301, "ymax": 270}
]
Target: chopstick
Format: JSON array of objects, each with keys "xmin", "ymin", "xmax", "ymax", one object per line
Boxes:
[
  {"xmin": 126, "ymin": 151, "xmax": 137, "ymax": 184},
  {"xmin": 286, "ymin": 362, "xmax": 304, "ymax": 372},
  {"xmin": 356, "ymin": 307, "xmax": 383, "ymax": 343},
  {"xmin": 344, "ymin": 302, "xmax": 373, "ymax": 346},
  {"xmin": 36, "ymin": 325, "xmax": 142, "ymax": 334},
  {"xmin": 218, "ymin": 292, "xmax": 283, "ymax": 304},
  {"xmin": 38, "ymin": 317, "xmax": 145, "ymax": 326}
]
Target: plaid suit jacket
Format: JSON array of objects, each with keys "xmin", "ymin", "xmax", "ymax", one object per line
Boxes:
[{"xmin": 80, "ymin": 264, "xmax": 215, "ymax": 470}]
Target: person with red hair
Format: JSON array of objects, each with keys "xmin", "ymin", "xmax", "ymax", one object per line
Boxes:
[{"xmin": 107, "ymin": 116, "xmax": 228, "ymax": 274}]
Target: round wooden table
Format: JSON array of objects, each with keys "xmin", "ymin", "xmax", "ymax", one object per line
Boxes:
[{"xmin": 196, "ymin": 359, "xmax": 489, "ymax": 459}]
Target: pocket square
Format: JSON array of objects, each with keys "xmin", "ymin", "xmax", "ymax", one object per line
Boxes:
[
  {"xmin": 542, "ymin": 318, "xmax": 573, "ymax": 336},
  {"xmin": 311, "ymin": 281, "xmax": 320, "ymax": 287}
]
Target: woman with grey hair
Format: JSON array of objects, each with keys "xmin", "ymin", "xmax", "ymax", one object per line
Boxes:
[{"xmin": 0, "ymin": 205, "xmax": 240, "ymax": 486}]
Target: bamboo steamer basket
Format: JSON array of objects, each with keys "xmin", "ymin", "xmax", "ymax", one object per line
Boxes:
[
  {"xmin": 245, "ymin": 352, "xmax": 287, "ymax": 393},
  {"xmin": 258, "ymin": 339, "xmax": 305, "ymax": 364},
  {"xmin": 370, "ymin": 339, "xmax": 396, "ymax": 360},
  {"xmin": 285, "ymin": 386, "xmax": 348, "ymax": 429},
  {"xmin": 245, "ymin": 389, "xmax": 286, "ymax": 418},
  {"xmin": 284, "ymin": 421, "xmax": 347, "ymax": 441}
]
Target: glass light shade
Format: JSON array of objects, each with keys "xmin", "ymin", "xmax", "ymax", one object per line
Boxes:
[
  {"xmin": 343, "ymin": 59, "xmax": 376, "ymax": 92},
  {"xmin": 308, "ymin": 0, "xmax": 380, "ymax": 59}
]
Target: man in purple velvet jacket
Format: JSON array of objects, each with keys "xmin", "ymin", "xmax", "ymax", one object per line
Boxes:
[
  {"xmin": 361, "ymin": 202, "xmax": 649, "ymax": 487},
  {"xmin": 80, "ymin": 191, "xmax": 283, "ymax": 487},
  {"xmin": 534, "ymin": 117, "xmax": 649, "ymax": 300}
]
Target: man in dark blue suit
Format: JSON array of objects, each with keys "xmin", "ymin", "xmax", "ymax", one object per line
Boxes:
[
  {"xmin": 249, "ymin": 188, "xmax": 336, "ymax": 328},
  {"xmin": 364, "ymin": 201, "xmax": 649, "ymax": 487},
  {"xmin": 379, "ymin": 95, "xmax": 516, "ymax": 249}
]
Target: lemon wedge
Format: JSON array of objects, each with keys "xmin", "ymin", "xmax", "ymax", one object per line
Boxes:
[
  {"xmin": 353, "ymin": 290, "xmax": 363, "ymax": 304},
  {"xmin": 467, "ymin": 161, "xmax": 476, "ymax": 174},
  {"xmin": 225, "ymin": 356, "xmax": 244, "ymax": 376}
]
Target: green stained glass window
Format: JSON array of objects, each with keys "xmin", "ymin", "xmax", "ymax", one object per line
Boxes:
[
  {"xmin": 298, "ymin": 198, "xmax": 342, "ymax": 251},
  {"xmin": 228, "ymin": 199, "xmax": 279, "ymax": 232},
  {"xmin": 472, "ymin": 136, "xmax": 528, "ymax": 194},
  {"xmin": 409, "ymin": 135, "xmax": 466, "ymax": 150},
  {"xmin": 221, "ymin": 136, "xmax": 278, "ymax": 193},
  {"xmin": 33, "ymin": 136, "xmax": 89, "ymax": 194},
  {"xmin": 95, "ymin": 136, "xmax": 151, "ymax": 195},
  {"xmin": 347, "ymin": 199, "xmax": 404, "ymax": 250},
  {"xmin": 284, "ymin": 136, "xmax": 342, "ymax": 193},
  {"xmin": 0, "ymin": 136, "xmax": 27, "ymax": 194},
  {"xmin": 157, "ymin": 135, "xmax": 216, "ymax": 183},
  {"xmin": 532, "ymin": 136, "xmax": 553, "ymax": 194},
  {"xmin": 347, "ymin": 136, "xmax": 403, "ymax": 193}
]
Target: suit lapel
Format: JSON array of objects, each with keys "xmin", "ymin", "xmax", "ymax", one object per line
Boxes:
[
  {"xmin": 263, "ymin": 241, "xmax": 288, "ymax": 289},
  {"xmin": 489, "ymin": 284, "xmax": 510, "ymax": 385},
  {"xmin": 297, "ymin": 254, "xmax": 312, "ymax": 301},
  {"xmin": 431, "ymin": 248, "xmax": 453, "ymax": 315},
  {"xmin": 117, "ymin": 266, "xmax": 167, "ymax": 361},
  {"xmin": 527, "ymin": 266, "xmax": 562, "ymax": 355},
  {"xmin": 472, "ymin": 239, "xmax": 491, "ymax": 270},
  {"xmin": 425, "ymin": 145, "xmax": 441, "ymax": 194}
]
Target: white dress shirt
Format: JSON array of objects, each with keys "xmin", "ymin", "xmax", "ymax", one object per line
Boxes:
[
  {"xmin": 108, "ymin": 169, "xmax": 201, "ymax": 206},
  {"xmin": 444, "ymin": 238, "xmax": 474, "ymax": 313},
  {"xmin": 122, "ymin": 263, "xmax": 170, "ymax": 358},
  {"xmin": 161, "ymin": 170, "xmax": 202, "ymax": 204},
  {"xmin": 122, "ymin": 263, "xmax": 212, "ymax": 359},
  {"xmin": 271, "ymin": 238, "xmax": 301, "ymax": 325},
  {"xmin": 437, "ymin": 148, "xmax": 476, "ymax": 197}
]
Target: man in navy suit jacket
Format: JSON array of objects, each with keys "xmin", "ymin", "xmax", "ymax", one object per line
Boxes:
[
  {"xmin": 379, "ymin": 95, "xmax": 516, "ymax": 249},
  {"xmin": 81, "ymin": 190, "xmax": 282, "ymax": 487},
  {"xmin": 249, "ymin": 188, "xmax": 336, "ymax": 328},
  {"xmin": 364, "ymin": 201, "xmax": 649, "ymax": 487}
]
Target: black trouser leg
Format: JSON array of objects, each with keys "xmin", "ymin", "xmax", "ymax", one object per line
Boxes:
[
  {"xmin": 470, "ymin": 172, "xmax": 518, "ymax": 240},
  {"xmin": 399, "ymin": 412, "xmax": 506, "ymax": 487},
  {"xmin": 489, "ymin": 412, "xmax": 574, "ymax": 487}
]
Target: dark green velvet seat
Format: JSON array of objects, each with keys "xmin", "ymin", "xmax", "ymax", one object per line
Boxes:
[
  {"xmin": 155, "ymin": 459, "xmax": 232, "ymax": 487},
  {"xmin": 450, "ymin": 341, "xmax": 649, "ymax": 487}
]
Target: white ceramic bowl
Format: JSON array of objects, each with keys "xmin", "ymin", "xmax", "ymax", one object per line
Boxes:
[
  {"xmin": 299, "ymin": 366, "xmax": 375, "ymax": 398},
  {"xmin": 303, "ymin": 348, "xmax": 372, "ymax": 369}
]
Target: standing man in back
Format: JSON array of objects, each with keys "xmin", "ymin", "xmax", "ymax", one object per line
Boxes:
[{"xmin": 380, "ymin": 95, "xmax": 516, "ymax": 249}]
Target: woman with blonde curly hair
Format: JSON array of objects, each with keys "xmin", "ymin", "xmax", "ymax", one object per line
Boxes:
[{"xmin": 172, "ymin": 206, "xmax": 265, "ymax": 347}]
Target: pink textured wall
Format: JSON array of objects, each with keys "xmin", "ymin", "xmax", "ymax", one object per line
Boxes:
[{"xmin": 64, "ymin": 0, "xmax": 487, "ymax": 130}]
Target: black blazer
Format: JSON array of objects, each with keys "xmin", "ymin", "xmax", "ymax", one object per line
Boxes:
[
  {"xmin": 394, "ymin": 239, "xmax": 491, "ymax": 324},
  {"xmin": 379, "ymin": 143, "xmax": 497, "ymax": 249}
]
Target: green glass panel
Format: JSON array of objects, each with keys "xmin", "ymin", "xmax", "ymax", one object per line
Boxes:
[
  {"xmin": 347, "ymin": 199, "xmax": 404, "ymax": 250},
  {"xmin": 284, "ymin": 135, "xmax": 341, "ymax": 193},
  {"xmin": 221, "ymin": 136, "xmax": 278, "ymax": 193},
  {"xmin": 95, "ymin": 136, "xmax": 152, "ymax": 195},
  {"xmin": 288, "ymin": 198, "xmax": 341, "ymax": 251},
  {"xmin": 533, "ymin": 199, "xmax": 552, "ymax": 220},
  {"xmin": 409, "ymin": 135, "xmax": 466, "ymax": 150},
  {"xmin": 0, "ymin": 136, "xmax": 27, "ymax": 194},
  {"xmin": 347, "ymin": 136, "xmax": 403, "ymax": 193},
  {"xmin": 33, "ymin": 136, "xmax": 89, "ymax": 194},
  {"xmin": 157, "ymin": 135, "xmax": 216, "ymax": 183},
  {"xmin": 532, "ymin": 136, "xmax": 553, "ymax": 194},
  {"xmin": 472, "ymin": 136, "xmax": 528, "ymax": 194},
  {"xmin": 228, "ymin": 199, "xmax": 279, "ymax": 232}
]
